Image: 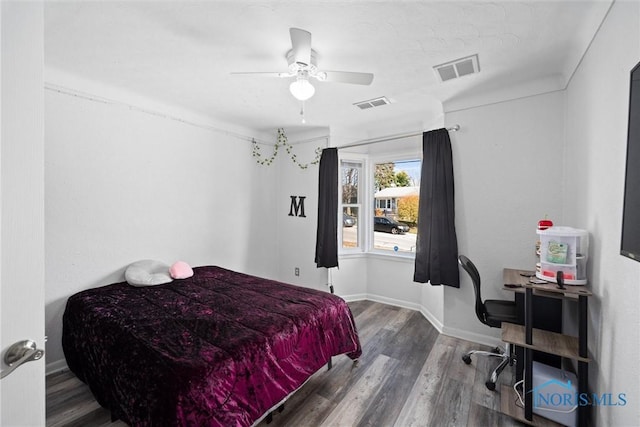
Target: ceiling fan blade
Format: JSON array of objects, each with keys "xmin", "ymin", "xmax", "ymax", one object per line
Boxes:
[
  {"xmin": 230, "ymin": 72, "xmax": 292, "ymax": 78},
  {"xmin": 290, "ymin": 28, "xmax": 312, "ymax": 66},
  {"xmin": 320, "ymin": 71, "xmax": 374, "ymax": 85}
]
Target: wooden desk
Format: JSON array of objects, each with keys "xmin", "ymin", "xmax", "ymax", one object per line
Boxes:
[
  {"xmin": 503, "ymin": 268, "xmax": 592, "ymax": 299},
  {"xmin": 501, "ymin": 268, "xmax": 592, "ymax": 427}
]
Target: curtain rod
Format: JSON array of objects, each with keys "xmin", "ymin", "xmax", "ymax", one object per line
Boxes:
[{"xmin": 337, "ymin": 124, "xmax": 460, "ymax": 150}]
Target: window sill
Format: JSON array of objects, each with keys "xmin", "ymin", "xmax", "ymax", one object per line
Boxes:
[{"xmin": 339, "ymin": 251, "xmax": 415, "ymax": 264}]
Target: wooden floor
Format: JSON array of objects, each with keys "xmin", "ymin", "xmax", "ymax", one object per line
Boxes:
[{"xmin": 46, "ymin": 301, "xmax": 523, "ymax": 427}]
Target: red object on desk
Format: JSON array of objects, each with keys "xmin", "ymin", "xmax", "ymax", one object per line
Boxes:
[
  {"xmin": 538, "ymin": 218, "xmax": 553, "ymax": 230},
  {"xmin": 541, "ymin": 269, "xmax": 575, "ymax": 280}
]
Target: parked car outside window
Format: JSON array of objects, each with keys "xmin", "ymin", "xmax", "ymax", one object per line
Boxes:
[
  {"xmin": 374, "ymin": 216, "xmax": 409, "ymax": 234},
  {"xmin": 343, "ymin": 213, "xmax": 356, "ymax": 227}
]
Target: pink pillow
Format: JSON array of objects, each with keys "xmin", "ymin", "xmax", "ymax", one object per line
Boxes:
[{"xmin": 169, "ymin": 261, "xmax": 193, "ymax": 279}]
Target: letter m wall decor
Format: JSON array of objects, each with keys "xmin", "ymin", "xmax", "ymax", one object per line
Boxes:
[{"xmin": 288, "ymin": 196, "xmax": 306, "ymax": 217}]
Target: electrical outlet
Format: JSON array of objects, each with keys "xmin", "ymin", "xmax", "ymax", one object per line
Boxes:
[{"xmin": 294, "ymin": 267, "xmax": 300, "ymax": 276}]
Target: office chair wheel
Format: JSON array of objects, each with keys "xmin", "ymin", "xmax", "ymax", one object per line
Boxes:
[
  {"xmin": 462, "ymin": 354, "xmax": 472, "ymax": 364},
  {"xmin": 485, "ymin": 380, "xmax": 496, "ymax": 391}
]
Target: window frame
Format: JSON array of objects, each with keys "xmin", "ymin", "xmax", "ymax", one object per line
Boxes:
[
  {"xmin": 339, "ymin": 156, "xmax": 366, "ymax": 254},
  {"xmin": 339, "ymin": 148, "xmax": 421, "ymax": 260}
]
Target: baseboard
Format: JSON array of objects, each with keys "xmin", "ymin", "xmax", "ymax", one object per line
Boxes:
[
  {"xmin": 46, "ymin": 358, "xmax": 69, "ymax": 375},
  {"xmin": 364, "ymin": 294, "xmax": 421, "ymax": 312},
  {"xmin": 342, "ymin": 292, "xmax": 500, "ymax": 348},
  {"xmin": 441, "ymin": 325, "xmax": 502, "ymax": 349},
  {"xmin": 418, "ymin": 306, "xmax": 444, "ymax": 334},
  {"xmin": 340, "ymin": 293, "xmax": 421, "ymax": 313},
  {"xmin": 341, "ymin": 293, "xmax": 446, "ymax": 336},
  {"xmin": 340, "ymin": 293, "xmax": 368, "ymax": 302}
]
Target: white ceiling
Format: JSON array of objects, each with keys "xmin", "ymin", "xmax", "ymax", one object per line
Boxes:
[{"xmin": 44, "ymin": 1, "xmax": 613, "ymax": 138}]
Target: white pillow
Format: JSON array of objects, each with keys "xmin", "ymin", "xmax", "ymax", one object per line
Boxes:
[{"xmin": 125, "ymin": 260, "xmax": 173, "ymax": 287}]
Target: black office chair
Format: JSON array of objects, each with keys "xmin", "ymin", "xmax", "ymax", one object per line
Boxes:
[{"xmin": 458, "ymin": 255, "xmax": 519, "ymax": 390}]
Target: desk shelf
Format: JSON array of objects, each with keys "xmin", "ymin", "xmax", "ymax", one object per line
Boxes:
[
  {"xmin": 502, "ymin": 268, "xmax": 591, "ymax": 426},
  {"xmin": 502, "ymin": 323, "xmax": 590, "ymax": 362}
]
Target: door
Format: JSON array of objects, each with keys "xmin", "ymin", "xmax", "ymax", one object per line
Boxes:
[{"xmin": 0, "ymin": 2, "xmax": 46, "ymax": 426}]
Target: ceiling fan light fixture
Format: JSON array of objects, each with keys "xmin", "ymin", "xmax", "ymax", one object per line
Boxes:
[
  {"xmin": 232, "ymin": 28, "xmax": 373, "ymax": 104},
  {"xmin": 289, "ymin": 77, "xmax": 315, "ymax": 101}
]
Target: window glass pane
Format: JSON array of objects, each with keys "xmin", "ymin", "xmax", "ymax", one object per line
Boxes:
[
  {"xmin": 341, "ymin": 160, "xmax": 362, "ymax": 250},
  {"xmin": 342, "ymin": 207, "xmax": 358, "ymax": 248},
  {"xmin": 373, "ymin": 159, "xmax": 420, "ymax": 253},
  {"xmin": 342, "ymin": 162, "xmax": 359, "ymax": 204}
]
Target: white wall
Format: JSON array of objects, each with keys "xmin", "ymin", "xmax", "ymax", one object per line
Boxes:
[
  {"xmin": 335, "ymin": 255, "xmax": 443, "ymax": 332},
  {"xmin": 443, "ymin": 91, "xmax": 566, "ymax": 344},
  {"xmin": 275, "ymin": 128, "xmax": 329, "ymax": 291},
  {"xmin": 366, "ymin": 257, "xmax": 421, "ymax": 307},
  {"xmin": 44, "ymin": 87, "xmax": 278, "ymax": 370},
  {"xmin": 331, "ymin": 257, "xmax": 368, "ymax": 298},
  {"xmin": 563, "ymin": 1, "xmax": 640, "ymax": 425}
]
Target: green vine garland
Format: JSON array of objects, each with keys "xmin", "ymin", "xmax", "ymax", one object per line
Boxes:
[{"xmin": 252, "ymin": 128, "xmax": 322, "ymax": 170}]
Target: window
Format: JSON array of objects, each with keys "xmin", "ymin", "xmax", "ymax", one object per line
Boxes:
[
  {"xmin": 372, "ymin": 159, "xmax": 420, "ymax": 254},
  {"xmin": 340, "ymin": 155, "xmax": 421, "ymax": 257},
  {"xmin": 377, "ymin": 199, "xmax": 393, "ymax": 210},
  {"xmin": 341, "ymin": 160, "xmax": 362, "ymax": 249}
]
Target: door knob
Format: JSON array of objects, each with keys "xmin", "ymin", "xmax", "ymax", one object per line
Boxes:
[{"xmin": 0, "ymin": 340, "xmax": 44, "ymax": 380}]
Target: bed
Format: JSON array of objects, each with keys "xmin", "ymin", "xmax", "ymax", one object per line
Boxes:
[{"xmin": 62, "ymin": 265, "xmax": 361, "ymax": 426}]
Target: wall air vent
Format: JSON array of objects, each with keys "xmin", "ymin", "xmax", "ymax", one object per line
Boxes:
[
  {"xmin": 354, "ymin": 96, "xmax": 391, "ymax": 110},
  {"xmin": 433, "ymin": 54, "xmax": 480, "ymax": 82}
]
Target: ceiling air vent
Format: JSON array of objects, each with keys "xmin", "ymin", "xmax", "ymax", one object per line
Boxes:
[
  {"xmin": 354, "ymin": 96, "xmax": 391, "ymax": 110},
  {"xmin": 433, "ymin": 54, "xmax": 480, "ymax": 82}
]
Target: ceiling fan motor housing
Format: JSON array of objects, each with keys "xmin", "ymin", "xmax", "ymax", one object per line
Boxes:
[{"xmin": 287, "ymin": 49, "xmax": 318, "ymax": 75}]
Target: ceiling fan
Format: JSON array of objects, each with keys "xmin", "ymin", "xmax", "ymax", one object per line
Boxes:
[{"xmin": 232, "ymin": 28, "xmax": 374, "ymax": 102}]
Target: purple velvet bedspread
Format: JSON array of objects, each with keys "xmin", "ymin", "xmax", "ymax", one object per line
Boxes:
[{"xmin": 62, "ymin": 266, "xmax": 361, "ymax": 426}]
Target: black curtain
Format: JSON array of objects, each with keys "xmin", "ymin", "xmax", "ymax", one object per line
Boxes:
[
  {"xmin": 315, "ymin": 148, "xmax": 339, "ymax": 268},
  {"xmin": 413, "ymin": 129, "xmax": 460, "ymax": 287}
]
